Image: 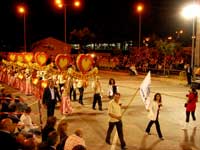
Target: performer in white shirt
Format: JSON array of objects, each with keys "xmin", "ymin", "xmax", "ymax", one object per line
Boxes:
[{"xmin": 91, "ymin": 76, "xmax": 103, "ymax": 110}]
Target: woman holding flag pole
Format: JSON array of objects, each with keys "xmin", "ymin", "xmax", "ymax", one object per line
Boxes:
[{"xmin": 145, "ymin": 93, "xmax": 164, "ymax": 140}]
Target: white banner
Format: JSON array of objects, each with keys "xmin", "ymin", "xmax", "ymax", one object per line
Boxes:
[{"xmin": 139, "ymin": 71, "xmax": 151, "ymax": 110}]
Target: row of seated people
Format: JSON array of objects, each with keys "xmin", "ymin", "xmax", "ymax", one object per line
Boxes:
[
  {"xmin": 0, "ymin": 84, "xmax": 86, "ymax": 150},
  {"xmin": 0, "ymin": 115, "xmax": 86, "ymax": 150}
]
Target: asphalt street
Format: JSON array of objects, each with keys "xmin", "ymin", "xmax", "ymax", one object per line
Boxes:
[{"xmin": 1, "ymin": 71, "xmax": 200, "ymax": 150}]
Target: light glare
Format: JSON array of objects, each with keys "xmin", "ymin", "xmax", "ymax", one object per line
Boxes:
[
  {"xmin": 74, "ymin": 1, "xmax": 80, "ymax": 7},
  {"xmin": 181, "ymin": 4, "xmax": 200, "ymax": 19},
  {"xmin": 18, "ymin": 6, "xmax": 25, "ymax": 13},
  {"xmin": 137, "ymin": 5, "xmax": 143, "ymax": 13}
]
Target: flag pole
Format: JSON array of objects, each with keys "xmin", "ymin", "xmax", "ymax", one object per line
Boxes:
[
  {"xmin": 121, "ymin": 71, "xmax": 151, "ymax": 116},
  {"xmin": 122, "ymin": 87, "xmax": 140, "ymax": 116}
]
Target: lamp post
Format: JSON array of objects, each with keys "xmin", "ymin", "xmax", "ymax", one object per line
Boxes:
[
  {"xmin": 18, "ymin": 5, "xmax": 27, "ymax": 52},
  {"xmin": 181, "ymin": 3, "xmax": 200, "ymax": 68},
  {"xmin": 55, "ymin": 0, "xmax": 81, "ymax": 43},
  {"xmin": 137, "ymin": 4, "xmax": 143, "ymax": 50}
]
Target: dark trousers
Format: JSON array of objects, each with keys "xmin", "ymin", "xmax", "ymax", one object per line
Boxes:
[
  {"xmin": 145, "ymin": 120, "xmax": 163, "ymax": 138},
  {"xmin": 106, "ymin": 120, "xmax": 126, "ymax": 148},
  {"xmin": 186, "ymin": 111, "xmax": 196, "ymax": 122},
  {"xmin": 186, "ymin": 74, "xmax": 192, "ymax": 85},
  {"xmin": 70, "ymin": 86, "xmax": 76, "ymax": 101},
  {"xmin": 78, "ymin": 87, "xmax": 84, "ymax": 105},
  {"xmin": 47, "ymin": 100, "xmax": 56, "ymax": 117},
  {"xmin": 92, "ymin": 93, "xmax": 102, "ymax": 110}
]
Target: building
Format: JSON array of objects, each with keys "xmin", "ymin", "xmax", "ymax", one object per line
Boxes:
[{"xmin": 31, "ymin": 37, "xmax": 71, "ymax": 60}]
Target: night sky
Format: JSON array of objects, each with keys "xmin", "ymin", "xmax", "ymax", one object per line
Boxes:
[{"xmin": 0, "ymin": 0, "xmax": 193, "ymax": 50}]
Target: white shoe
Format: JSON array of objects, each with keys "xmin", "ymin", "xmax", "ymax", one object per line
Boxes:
[
  {"xmin": 181, "ymin": 122, "xmax": 189, "ymax": 130},
  {"xmin": 145, "ymin": 132, "xmax": 151, "ymax": 135}
]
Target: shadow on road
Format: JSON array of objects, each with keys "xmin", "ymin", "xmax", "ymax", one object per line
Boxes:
[
  {"xmin": 179, "ymin": 127, "xmax": 200, "ymax": 150},
  {"xmin": 138, "ymin": 134, "xmax": 161, "ymax": 150}
]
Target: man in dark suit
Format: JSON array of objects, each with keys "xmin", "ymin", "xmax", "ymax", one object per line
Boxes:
[
  {"xmin": 42, "ymin": 80, "xmax": 61, "ymax": 117},
  {"xmin": 185, "ymin": 63, "xmax": 193, "ymax": 85}
]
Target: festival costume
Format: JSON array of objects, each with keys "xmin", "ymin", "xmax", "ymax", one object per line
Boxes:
[{"xmin": 60, "ymin": 87, "xmax": 73, "ymax": 115}]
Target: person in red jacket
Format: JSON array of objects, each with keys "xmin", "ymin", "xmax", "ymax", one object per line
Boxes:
[{"xmin": 182, "ymin": 87, "xmax": 198, "ymax": 129}]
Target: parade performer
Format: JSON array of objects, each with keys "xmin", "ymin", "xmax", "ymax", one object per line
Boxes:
[
  {"xmin": 25, "ymin": 68, "xmax": 32, "ymax": 96},
  {"xmin": 19, "ymin": 69, "xmax": 26, "ymax": 93},
  {"xmin": 105, "ymin": 92, "xmax": 127, "ymax": 150},
  {"xmin": 77, "ymin": 79, "xmax": 85, "ymax": 105},
  {"xmin": 108, "ymin": 78, "xmax": 118, "ymax": 100},
  {"xmin": 182, "ymin": 87, "xmax": 198, "ymax": 129},
  {"xmin": 145, "ymin": 93, "xmax": 164, "ymax": 140},
  {"xmin": 60, "ymin": 78, "xmax": 73, "ymax": 115},
  {"xmin": 91, "ymin": 76, "xmax": 103, "ymax": 111},
  {"xmin": 69, "ymin": 77, "xmax": 77, "ymax": 101}
]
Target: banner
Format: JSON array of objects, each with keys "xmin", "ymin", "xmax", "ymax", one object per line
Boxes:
[{"xmin": 139, "ymin": 71, "xmax": 151, "ymax": 110}]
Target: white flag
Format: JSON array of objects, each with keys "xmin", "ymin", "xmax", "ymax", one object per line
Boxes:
[{"xmin": 139, "ymin": 71, "xmax": 151, "ymax": 110}]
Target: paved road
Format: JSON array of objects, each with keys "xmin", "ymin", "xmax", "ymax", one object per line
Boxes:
[{"xmin": 1, "ymin": 71, "xmax": 200, "ymax": 150}]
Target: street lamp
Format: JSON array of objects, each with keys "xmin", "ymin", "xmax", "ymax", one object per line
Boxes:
[
  {"xmin": 136, "ymin": 4, "xmax": 143, "ymax": 50},
  {"xmin": 55, "ymin": 0, "xmax": 81, "ymax": 43},
  {"xmin": 175, "ymin": 29, "xmax": 183, "ymax": 39},
  {"xmin": 181, "ymin": 3, "xmax": 200, "ymax": 68},
  {"xmin": 17, "ymin": 5, "xmax": 27, "ymax": 52}
]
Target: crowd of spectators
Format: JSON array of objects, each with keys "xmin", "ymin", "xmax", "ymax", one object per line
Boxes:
[
  {"xmin": 0, "ymin": 86, "xmax": 86, "ymax": 150},
  {"xmin": 96, "ymin": 47, "xmax": 189, "ymax": 75}
]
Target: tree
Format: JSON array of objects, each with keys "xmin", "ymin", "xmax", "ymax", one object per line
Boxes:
[
  {"xmin": 155, "ymin": 39, "xmax": 176, "ymax": 75},
  {"xmin": 70, "ymin": 27, "xmax": 96, "ymax": 53}
]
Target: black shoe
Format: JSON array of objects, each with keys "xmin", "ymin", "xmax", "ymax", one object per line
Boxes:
[
  {"xmin": 106, "ymin": 140, "xmax": 111, "ymax": 145},
  {"xmin": 159, "ymin": 137, "xmax": 164, "ymax": 140},
  {"xmin": 92, "ymin": 107, "xmax": 96, "ymax": 110},
  {"xmin": 79, "ymin": 101, "xmax": 84, "ymax": 105},
  {"xmin": 121, "ymin": 146, "xmax": 128, "ymax": 150},
  {"xmin": 99, "ymin": 108, "xmax": 103, "ymax": 111}
]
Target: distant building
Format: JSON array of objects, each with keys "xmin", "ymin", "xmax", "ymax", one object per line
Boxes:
[{"xmin": 31, "ymin": 37, "xmax": 71, "ymax": 60}]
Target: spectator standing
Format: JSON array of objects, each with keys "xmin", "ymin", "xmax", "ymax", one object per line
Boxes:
[{"xmin": 185, "ymin": 63, "xmax": 193, "ymax": 85}]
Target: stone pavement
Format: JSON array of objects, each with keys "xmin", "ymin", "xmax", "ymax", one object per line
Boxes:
[{"xmin": 1, "ymin": 70, "xmax": 200, "ymax": 150}]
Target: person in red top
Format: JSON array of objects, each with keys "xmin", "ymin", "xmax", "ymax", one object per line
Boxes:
[{"xmin": 182, "ymin": 87, "xmax": 198, "ymax": 129}]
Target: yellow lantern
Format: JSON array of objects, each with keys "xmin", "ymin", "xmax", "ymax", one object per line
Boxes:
[
  {"xmin": 18, "ymin": 74, "xmax": 24, "ymax": 80},
  {"xmin": 41, "ymin": 80, "xmax": 48, "ymax": 88},
  {"xmin": 32, "ymin": 78, "xmax": 39, "ymax": 85}
]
